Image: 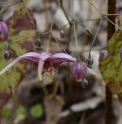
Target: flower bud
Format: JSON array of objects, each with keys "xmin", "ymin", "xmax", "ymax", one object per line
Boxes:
[
  {"xmin": 4, "ymin": 50, "xmax": 11, "ymax": 60},
  {"xmin": 86, "ymin": 27, "xmax": 92, "ymax": 34},
  {"xmin": 71, "ymin": 62, "xmax": 87, "ymax": 82},
  {"xmin": 60, "ymin": 30, "xmax": 64, "ymax": 38},
  {"xmin": 0, "ymin": 21, "xmax": 9, "ymax": 42},
  {"xmin": 100, "ymin": 49, "xmax": 108, "ymax": 59},
  {"xmin": 80, "ymin": 78, "xmax": 88, "ymax": 88},
  {"xmin": 86, "ymin": 58, "xmax": 93, "ymax": 68},
  {"xmin": 35, "ymin": 38, "xmax": 41, "ymax": 47}
]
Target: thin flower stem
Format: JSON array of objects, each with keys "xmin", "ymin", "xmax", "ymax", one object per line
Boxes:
[
  {"xmin": 105, "ymin": 14, "xmax": 120, "ymax": 16},
  {"xmin": 73, "ymin": 22, "xmax": 80, "ymax": 60},
  {"xmin": 75, "ymin": 21, "xmax": 86, "ymax": 29},
  {"xmin": 70, "ymin": 0, "xmax": 80, "ymax": 60},
  {"xmin": 21, "ymin": 1, "xmax": 37, "ymax": 33},
  {"xmin": 50, "ymin": 3, "xmax": 61, "ymax": 31},
  {"xmin": 43, "ymin": 0, "xmax": 50, "ymax": 30},
  {"xmin": 47, "ymin": 34, "xmax": 51, "ymax": 53},
  {"xmin": 62, "ymin": 22, "xmax": 70, "ymax": 30},
  {"xmin": 104, "ymin": 16, "xmax": 122, "ymax": 30},
  {"xmin": 8, "ymin": 35, "xmax": 35, "ymax": 47},
  {"xmin": 51, "ymin": 33, "xmax": 68, "ymax": 54},
  {"xmin": 80, "ymin": 18, "xmax": 101, "ymax": 22},
  {"xmin": 87, "ymin": 0, "xmax": 102, "ymax": 14},
  {"xmin": 88, "ymin": 18, "xmax": 102, "ymax": 58},
  {"xmin": 46, "ymin": 3, "xmax": 61, "ymax": 53},
  {"xmin": 60, "ymin": 0, "xmax": 70, "ymax": 22},
  {"xmin": 66, "ymin": 24, "xmax": 73, "ymax": 51},
  {"xmin": 70, "ymin": 0, "xmax": 73, "ymax": 20}
]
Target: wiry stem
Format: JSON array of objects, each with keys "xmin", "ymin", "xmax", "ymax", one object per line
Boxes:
[
  {"xmin": 88, "ymin": 18, "xmax": 102, "ymax": 58},
  {"xmin": 46, "ymin": 3, "xmax": 61, "ymax": 53},
  {"xmin": 21, "ymin": 1, "xmax": 37, "ymax": 33},
  {"xmin": 8, "ymin": 35, "xmax": 35, "ymax": 48},
  {"xmin": 60, "ymin": 0, "xmax": 70, "ymax": 22},
  {"xmin": 51, "ymin": 33, "xmax": 67, "ymax": 54},
  {"xmin": 70, "ymin": 0, "xmax": 73, "ymax": 20},
  {"xmin": 73, "ymin": 23, "xmax": 80, "ymax": 60}
]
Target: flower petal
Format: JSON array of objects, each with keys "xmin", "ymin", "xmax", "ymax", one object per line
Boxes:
[
  {"xmin": 87, "ymin": 67, "xmax": 100, "ymax": 78},
  {"xmin": 50, "ymin": 53, "xmax": 76, "ymax": 63},
  {"xmin": 0, "ymin": 52, "xmax": 40, "ymax": 75},
  {"xmin": 0, "ymin": 21, "xmax": 9, "ymax": 42}
]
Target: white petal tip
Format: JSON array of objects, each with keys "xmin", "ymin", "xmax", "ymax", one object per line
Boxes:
[
  {"xmin": 39, "ymin": 75, "xmax": 42, "ymax": 81},
  {"xmin": 87, "ymin": 67, "xmax": 100, "ymax": 79}
]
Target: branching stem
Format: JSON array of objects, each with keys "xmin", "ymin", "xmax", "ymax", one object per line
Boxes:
[{"xmin": 88, "ymin": 18, "xmax": 102, "ymax": 58}]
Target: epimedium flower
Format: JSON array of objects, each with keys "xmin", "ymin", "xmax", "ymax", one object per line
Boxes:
[
  {"xmin": 0, "ymin": 21, "xmax": 9, "ymax": 42},
  {"xmin": 71, "ymin": 62, "xmax": 99, "ymax": 82},
  {"xmin": 0, "ymin": 52, "xmax": 76, "ymax": 81}
]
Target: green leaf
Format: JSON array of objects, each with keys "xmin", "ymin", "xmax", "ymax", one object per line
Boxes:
[
  {"xmin": 2, "ymin": 106, "xmax": 11, "ymax": 118},
  {"xmin": 30, "ymin": 104, "xmax": 44, "ymax": 118},
  {"xmin": 99, "ymin": 24, "xmax": 122, "ymax": 103},
  {"xmin": 0, "ymin": 7, "xmax": 36, "ymax": 112}
]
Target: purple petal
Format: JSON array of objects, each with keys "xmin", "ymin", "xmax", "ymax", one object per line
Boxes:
[
  {"xmin": 0, "ymin": 52, "xmax": 41, "ymax": 75},
  {"xmin": 0, "ymin": 21, "xmax": 9, "ymax": 42},
  {"xmin": 49, "ymin": 53, "xmax": 76, "ymax": 71},
  {"xmin": 50, "ymin": 53, "xmax": 76, "ymax": 63}
]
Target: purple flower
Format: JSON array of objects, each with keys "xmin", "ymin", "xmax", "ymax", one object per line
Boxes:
[
  {"xmin": 71, "ymin": 62, "xmax": 99, "ymax": 82},
  {"xmin": 0, "ymin": 21, "xmax": 9, "ymax": 42},
  {"xmin": 120, "ymin": 46, "xmax": 122, "ymax": 59},
  {"xmin": 0, "ymin": 52, "xmax": 76, "ymax": 81}
]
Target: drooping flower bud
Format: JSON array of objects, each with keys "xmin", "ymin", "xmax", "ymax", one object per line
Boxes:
[
  {"xmin": 100, "ymin": 49, "xmax": 108, "ymax": 59},
  {"xmin": 80, "ymin": 78, "xmax": 88, "ymax": 88},
  {"xmin": 4, "ymin": 50, "xmax": 11, "ymax": 60},
  {"xmin": 120, "ymin": 46, "xmax": 122, "ymax": 59},
  {"xmin": 60, "ymin": 30, "xmax": 64, "ymax": 38},
  {"xmin": 86, "ymin": 58, "xmax": 93, "ymax": 68},
  {"xmin": 86, "ymin": 27, "xmax": 92, "ymax": 34},
  {"xmin": 35, "ymin": 38, "xmax": 41, "ymax": 47},
  {"xmin": 71, "ymin": 62, "xmax": 87, "ymax": 82},
  {"xmin": 0, "ymin": 21, "xmax": 9, "ymax": 42}
]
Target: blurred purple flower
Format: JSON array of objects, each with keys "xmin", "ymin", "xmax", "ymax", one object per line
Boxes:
[
  {"xmin": 0, "ymin": 21, "xmax": 9, "ymax": 42},
  {"xmin": 100, "ymin": 49, "xmax": 108, "ymax": 59},
  {"xmin": 71, "ymin": 62, "xmax": 99, "ymax": 82},
  {"xmin": 120, "ymin": 46, "xmax": 122, "ymax": 59},
  {"xmin": 0, "ymin": 52, "xmax": 76, "ymax": 81}
]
